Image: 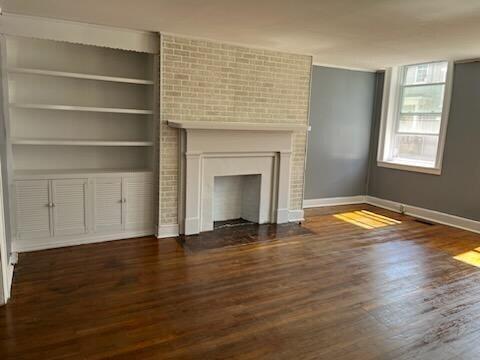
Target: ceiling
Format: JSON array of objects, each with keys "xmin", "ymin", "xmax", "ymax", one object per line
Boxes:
[{"xmin": 3, "ymin": 0, "xmax": 480, "ymax": 71}]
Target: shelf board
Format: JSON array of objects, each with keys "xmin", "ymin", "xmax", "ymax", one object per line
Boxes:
[
  {"xmin": 10, "ymin": 103, "xmax": 153, "ymax": 115},
  {"xmin": 15, "ymin": 168, "xmax": 152, "ymax": 179},
  {"xmin": 8, "ymin": 67, "xmax": 154, "ymax": 85},
  {"xmin": 11, "ymin": 138, "xmax": 153, "ymax": 147},
  {"xmin": 167, "ymin": 120, "xmax": 308, "ymax": 132}
]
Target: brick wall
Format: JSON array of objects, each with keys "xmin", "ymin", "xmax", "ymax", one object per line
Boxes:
[{"xmin": 159, "ymin": 35, "xmax": 312, "ymax": 226}]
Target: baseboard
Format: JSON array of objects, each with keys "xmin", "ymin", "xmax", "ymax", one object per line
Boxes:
[
  {"xmin": 365, "ymin": 196, "xmax": 480, "ymax": 234},
  {"xmin": 289, "ymin": 209, "xmax": 305, "ymax": 223},
  {"xmin": 5, "ymin": 260, "xmax": 14, "ymax": 302},
  {"xmin": 303, "ymin": 196, "xmax": 366, "ymax": 208},
  {"xmin": 158, "ymin": 224, "xmax": 179, "ymax": 238},
  {"xmin": 12, "ymin": 230, "xmax": 155, "ymax": 253}
]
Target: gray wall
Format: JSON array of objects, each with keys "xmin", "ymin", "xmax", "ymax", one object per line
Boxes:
[
  {"xmin": 304, "ymin": 66, "xmax": 375, "ymax": 200},
  {"xmin": 368, "ymin": 63, "xmax": 480, "ymax": 221}
]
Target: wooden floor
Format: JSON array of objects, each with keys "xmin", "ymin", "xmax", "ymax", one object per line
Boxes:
[{"xmin": 2, "ymin": 204, "xmax": 480, "ymax": 359}]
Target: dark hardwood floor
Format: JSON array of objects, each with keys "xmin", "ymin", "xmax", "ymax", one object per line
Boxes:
[{"xmin": 2, "ymin": 204, "xmax": 480, "ymax": 359}]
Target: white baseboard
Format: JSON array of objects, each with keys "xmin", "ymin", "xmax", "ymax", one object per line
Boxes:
[
  {"xmin": 303, "ymin": 195, "xmax": 366, "ymax": 208},
  {"xmin": 158, "ymin": 224, "xmax": 180, "ymax": 238},
  {"xmin": 365, "ymin": 196, "xmax": 480, "ymax": 234},
  {"xmin": 289, "ymin": 209, "xmax": 305, "ymax": 223},
  {"xmin": 12, "ymin": 230, "xmax": 155, "ymax": 253},
  {"xmin": 5, "ymin": 260, "xmax": 14, "ymax": 302},
  {"xmin": 276, "ymin": 208, "xmax": 290, "ymax": 223},
  {"xmin": 301, "ymin": 194, "xmax": 480, "ymax": 235}
]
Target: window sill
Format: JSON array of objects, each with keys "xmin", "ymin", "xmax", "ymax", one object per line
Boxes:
[{"xmin": 377, "ymin": 161, "xmax": 442, "ymax": 175}]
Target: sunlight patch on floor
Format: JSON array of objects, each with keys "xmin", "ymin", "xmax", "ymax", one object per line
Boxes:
[
  {"xmin": 334, "ymin": 210, "xmax": 401, "ymax": 229},
  {"xmin": 454, "ymin": 249, "xmax": 480, "ymax": 268}
]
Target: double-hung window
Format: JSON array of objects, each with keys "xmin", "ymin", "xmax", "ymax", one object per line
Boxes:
[{"xmin": 377, "ymin": 61, "xmax": 454, "ymax": 174}]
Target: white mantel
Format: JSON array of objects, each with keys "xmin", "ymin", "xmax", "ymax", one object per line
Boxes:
[
  {"xmin": 170, "ymin": 120, "xmax": 303, "ymax": 235},
  {"xmin": 167, "ymin": 120, "xmax": 307, "ymax": 132}
]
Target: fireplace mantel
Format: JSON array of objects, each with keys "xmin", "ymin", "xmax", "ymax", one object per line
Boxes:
[
  {"xmin": 171, "ymin": 120, "xmax": 303, "ymax": 235},
  {"xmin": 167, "ymin": 120, "xmax": 307, "ymax": 132}
]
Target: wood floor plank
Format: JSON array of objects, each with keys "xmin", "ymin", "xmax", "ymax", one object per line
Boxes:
[{"xmin": 1, "ymin": 204, "xmax": 480, "ymax": 359}]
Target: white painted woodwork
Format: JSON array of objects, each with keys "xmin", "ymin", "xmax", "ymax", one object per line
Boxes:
[
  {"xmin": 51, "ymin": 179, "xmax": 88, "ymax": 237},
  {"xmin": 6, "ymin": 36, "xmax": 154, "ymax": 80},
  {"xmin": 14, "ymin": 169, "xmax": 152, "ymax": 179},
  {"xmin": 175, "ymin": 126, "xmax": 294, "ymax": 235},
  {"xmin": 93, "ymin": 178, "xmax": 123, "ymax": 233},
  {"xmin": 10, "ymin": 104, "xmax": 153, "ymax": 115},
  {"xmin": 13, "ymin": 173, "xmax": 154, "ymax": 252},
  {"xmin": 12, "ymin": 147, "xmax": 151, "ymax": 172},
  {"xmin": 123, "ymin": 175, "xmax": 154, "ymax": 232},
  {"xmin": 14, "ymin": 180, "xmax": 51, "ymax": 240},
  {"xmin": 9, "ymin": 74, "xmax": 151, "ymax": 110},
  {"xmin": 2, "ymin": 32, "xmax": 158, "ymax": 251},
  {"xmin": 11, "ymin": 139, "xmax": 153, "ymax": 147},
  {"xmin": 10, "ymin": 110, "xmax": 150, "ymax": 141},
  {"xmin": 0, "ymin": 14, "xmax": 159, "ymax": 54},
  {"xmin": 167, "ymin": 120, "xmax": 307, "ymax": 132},
  {"xmin": 4, "ymin": 35, "xmax": 155, "ymax": 173},
  {"xmin": 8, "ymin": 67, "xmax": 154, "ymax": 85}
]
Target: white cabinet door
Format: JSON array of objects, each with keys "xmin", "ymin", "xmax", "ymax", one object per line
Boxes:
[
  {"xmin": 15, "ymin": 180, "xmax": 51, "ymax": 240},
  {"xmin": 51, "ymin": 179, "xmax": 88, "ymax": 237},
  {"xmin": 123, "ymin": 175, "xmax": 153, "ymax": 232},
  {"xmin": 93, "ymin": 177, "xmax": 123, "ymax": 233}
]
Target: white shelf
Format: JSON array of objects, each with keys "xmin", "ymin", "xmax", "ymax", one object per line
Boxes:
[
  {"xmin": 8, "ymin": 67, "xmax": 154, "ymax": 85},
  {"xmin": 10, "ymin": 103, "xmax": 153, "ymax": 115},
  {"xmin": 167, "ymin": 120, "xmax": 307, "ymax": 132},
  {"xmin": 11, "ymin": 138, "xmax": 153, "ymax": 147},
  {"xmin": 14, "ymin": 168, "xmax": 152, "ymax": 179}
]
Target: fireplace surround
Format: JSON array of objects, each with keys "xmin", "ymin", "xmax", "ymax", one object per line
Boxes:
[{"xmin": 168, "ymin": 120, "xmax": 307, "ymax": 235}]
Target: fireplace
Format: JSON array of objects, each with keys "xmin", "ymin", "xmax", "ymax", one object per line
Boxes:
[
  {"xmin": 213, "ymin": 175, "xmax": 261, "ymax": 224},
  {"xmin": 168, "ymin": 120, "xmax": 307, "ymax": 235}
]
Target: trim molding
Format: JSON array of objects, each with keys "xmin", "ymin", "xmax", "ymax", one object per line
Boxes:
[
  {"xmin": 13, "ymin": 230, "xmax": 155, "ymax": 253},
  {"xmin": 377, "ymin": 161, "xmax": 441, "ymax": 175},
  {"xmin": 312, "ymin": 62, "xmax": 377, "ymax": 73},
  {"xmin": 5, "ymin": 259, "xmax": 14, "ymax": 302},
  {"xmin": 0, "ymin": 13, "xmax": 159, "ymax": 53},
  {"xmin": 158, "ymin": 224, "xmax": 180, "ymax": 238},
  {"xmin": 289, "ymin": 209, "xmax": 305, "ymax": 223},
  {"xmin": 365, "ymin": 196, "xmax": 480, "ymax": 234},
  {"xmin": 303, "ymin": 196, "xmax": 366, "ymax": 208},
  {"xmin": 302, "ymin": 195, "xmax": 480, "ymax": 235}
]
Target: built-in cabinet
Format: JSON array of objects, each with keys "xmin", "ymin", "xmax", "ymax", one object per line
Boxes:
[
  {"xmin": 0, "ymin": 27, "xmax": 159, "ymax": 252},
  {"xmin": 92, "ymin": 174, "xmax": 153, "ymax": 234},
  {"xmin": 14, "ymin": 172, "xmax": 153, "ymax": 251}
]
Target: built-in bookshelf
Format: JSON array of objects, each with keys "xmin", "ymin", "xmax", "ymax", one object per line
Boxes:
[{"xmin": 5, "ymin": 36, "xmax": 156, "ymax": 174}]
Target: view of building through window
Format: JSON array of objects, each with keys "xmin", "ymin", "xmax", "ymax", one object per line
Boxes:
[{"xmin": 390, "ymin": 61, "xmax": 448, "ymax": 165}]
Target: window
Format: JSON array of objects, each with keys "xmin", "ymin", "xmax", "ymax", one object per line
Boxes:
[{"xmin": 377, "ymin": 61, "xmax": 454, "ymax": 174}]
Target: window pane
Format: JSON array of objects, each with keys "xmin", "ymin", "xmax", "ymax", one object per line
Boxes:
[
  {"xmin": 398, "ymin": 114, "xmax": 442, "ymax": 134},
  {"xmin": 404, "ymin": 62, "xmax": 448, "ymax": 85},
  {"xmin": 392, "ymin": 134, "xmax": 439, "ymax": 164},
  {"xmin": 401, "ymin": 84, "xmax": 445, "ymax": 113}
]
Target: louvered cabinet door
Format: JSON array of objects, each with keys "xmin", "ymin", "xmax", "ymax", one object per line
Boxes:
[
  {"xmin": 123, "ymin": 175, "xmax": 153, "ymax": 232},
  {"xmin": 15, "ymin": 180, "xmax": 52, "ymax": 240},
  {"xmin": 93, "ymin": 177, "xmax": 123, "ymax": 233},
  {"xmin": 51, "ymin": 179, "xmax": 88, "ymax": 237}
]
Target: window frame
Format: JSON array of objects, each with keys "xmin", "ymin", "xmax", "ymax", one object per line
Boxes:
[{"xmin": 377, "ymin": 60, "xmax": 454, "ymax": 175}]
